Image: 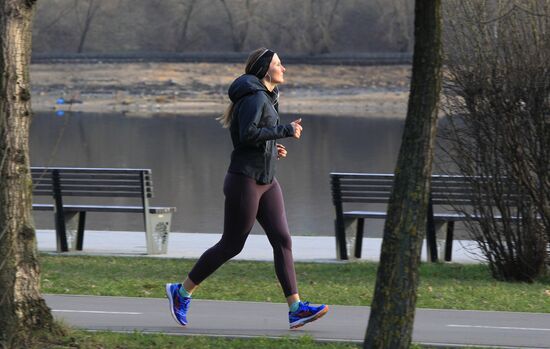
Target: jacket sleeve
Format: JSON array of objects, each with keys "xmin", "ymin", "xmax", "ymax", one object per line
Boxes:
[{"xmin": 238, "ymin": 94, "xmax": 294, "ymax": 144}]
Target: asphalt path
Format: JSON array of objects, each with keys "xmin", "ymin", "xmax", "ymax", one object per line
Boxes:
[{"xmin": 45, "ymin": 294, "xmax": 550, "ymax": 348}]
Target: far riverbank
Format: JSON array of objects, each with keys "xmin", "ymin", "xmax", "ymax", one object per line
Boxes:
[{"xmin": 30, "ymin": 62, "xmax": 411, "ymax": 117}]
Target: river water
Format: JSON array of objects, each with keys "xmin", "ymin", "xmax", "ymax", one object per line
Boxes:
[{"xmin": 30, "ymin": 111, "xmax": 415, "ymax": 236}]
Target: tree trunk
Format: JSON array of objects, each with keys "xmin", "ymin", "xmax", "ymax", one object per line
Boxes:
[
  {"xmin": 0, "ymin": 0, "xmax": 55, "ymax": 347},
  {"xmin": 175, "ymin": 0, "xmax": 197, "ymax": 52},
  {"xmin": 76, "ymin": 0, "xmax": 99, "ymax": 53},
  {"xmin": 219, "ymin": 0, "xmax": 240, "ymax": 52},
  {"xmin": 363, "ymin": 1, "xmax": 442, "ymax": 348}
]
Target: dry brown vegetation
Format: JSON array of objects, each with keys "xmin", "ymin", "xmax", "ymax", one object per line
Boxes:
[{"xmin": 31, "ymin": 62, "xmax": 411, "ymax": 117}]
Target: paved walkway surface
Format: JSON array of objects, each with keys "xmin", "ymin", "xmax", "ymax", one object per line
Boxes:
[
  {"xmin": 46, "ymin": 294, "xmax": 550, "ymax": 348},
  {"xmin": 41, "ymin": 230, "xmax": 550, "ymax": 348},
  {"xmin": 36, "ymin": 229, "xmax": 485, "ymax": 263}
]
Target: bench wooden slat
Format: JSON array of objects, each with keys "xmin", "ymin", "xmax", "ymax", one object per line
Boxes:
[
  {"xmin": 32, "ymin": 180, "xmax": 52, "ymax": 185},
  {"xmin": 432, "ymin": 193, "xmax": 493, "ymax": 201},
  {"xmin": 33, "ymin": 190, "xmax": 53, "ymax": 195},
  {"xmin": 31, "ymin": 172, "xmax": 146, "ymax": 178},
  {"xmin": 331, "ymin": 172, "xmax": 395, "ymax": 179},
  {"xmin": 33, "ymin": 179, "xmax": 147, "ymax": 186},
  {"xmin": 32, "ymin": 187, "xmax": 154, "ymax": 198},
  {"xmin": 31, "ymin": 167, "xmax": 151, "ymax": 174},
  {"xmin": 56, "ymin": 174, "xmax": 144, "ymax": 180},
  {"xmin": 334, "ymin": 172, "xmax": 475, "ymax": 179},
  {"xmin": 429, "ymin": 187, "xmax": 481, "ymax": 194},
  {"xmin": 332, "ymin": 179, "xmax": 393, "ymax": 188},
  {"xmin": 338, "ymin": 191, "xmax": 386, "ymax": 196},
  {"xmin": 338, "ymin": 179, "xmax": 498, "ymax": 191},
  {"xmin": 335, "ymin": 198, "xmax": 389, "ymax": 204},
  {"xmin": 337, "ymin": 197, "xmax": 482, "ymax": 205},
  {"xmin": 52, "ymin": 185, "xmax": 144, "ymax": 192},
  {"xmin": 342, "ymin": 210, "xmax": 514, "ymax": 221},
  {"xmin": 31, "ymin": 175, "xmax": 149, "ymax": 182},
  {"xmin": 343, "ymin": 210, "xmax": 465, "ymax": 219},
  {"xmin": 32, "ymin": 204, "xmax": 176, "ymax": 214},
  {"xmin": 344, "ymin": 211, "xmax": 387, "ymax": 218},
  {"xmin": 32, "ymin": 204, "xmax": 54, "ymax": 211},
  {"xmin": 431, "ymin": 198, "xmax": 471, "ymax": 204},
  {"xmin": 57, "ymin": 191, "xmax": 148, "ymax": 198},
  {"xmin": 33, "ymin": 182, "xmax": 53, "ymax": 188},
  {"xmin": 43, "ymin": 205, "xmax": 143, "ymax": 213},
  {"xmin": 336, "ymin": 190, "xmax": 518, "ymax": 203},
  {"xmin": 334, "ymin": 173, "xmax": 493, "ymax": 184},
  {"xmin": 335, "ymin": 185, "xmax": 393, "ymax": 192}
]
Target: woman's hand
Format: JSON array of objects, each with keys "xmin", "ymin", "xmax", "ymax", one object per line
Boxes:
[
  {"xmin": 290, "ymin": 118, "xmax": 303, "ymax": 139},
  {"xmin": 276, "ymin": 143, "xmax": 287, "ymax": 159}
]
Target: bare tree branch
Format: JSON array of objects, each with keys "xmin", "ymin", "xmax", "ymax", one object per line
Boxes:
[{"xmin": 441, "ymin": 0, "xmax": 549, "ymax": 281}]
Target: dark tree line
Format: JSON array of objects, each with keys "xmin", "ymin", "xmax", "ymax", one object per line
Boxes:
[{"xmin": 32, "ymin": 0, "xmax": 415, "ymax": 54}]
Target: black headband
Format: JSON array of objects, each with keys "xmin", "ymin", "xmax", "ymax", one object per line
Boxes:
[{"xmin": 249, "ymin": 49, "xmax": 275, "ymax": 79}]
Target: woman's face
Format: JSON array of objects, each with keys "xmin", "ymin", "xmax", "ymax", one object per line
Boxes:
[{"xmin": 266, "ymin": 53, "xmax": 285, "ymax": 84}]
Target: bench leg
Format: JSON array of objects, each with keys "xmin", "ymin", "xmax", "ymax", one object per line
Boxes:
[
  {"xmin": 335, "ymin": 219, "xmax": 348, "ymax": 260},
  {"xmin": 444, "ymin": 221, "xmax": 455, "ymax": 262},
  {"xmin": 426, "ymin": 216, "xmax": 438, "ymax": 263},
  {"xmin": 354, "ymin": 218, "xmax": 364, "ymax": 259},
  {"xmin": 54, "ymin": 211, "xmax": 69, "ymax": 252},
  {"xmin": 76, "ymin": 211, "xmax": 86, "ymax": 251}
]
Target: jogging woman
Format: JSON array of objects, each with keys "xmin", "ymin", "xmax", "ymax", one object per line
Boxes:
[{"xmin": 165, "ymin": 48, "xmax": 328, "ymax": 329}]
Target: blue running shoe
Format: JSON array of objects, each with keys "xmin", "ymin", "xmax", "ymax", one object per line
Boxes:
[
  {"xmin": 289, "ymin": 301, "xmax": 329, "ymax": 329},
  {"xmin": 165, "ymin": 283, "xmax": 191, "ymax": 326}
]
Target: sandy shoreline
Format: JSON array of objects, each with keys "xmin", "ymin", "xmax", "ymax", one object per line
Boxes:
[{"xmin": 30, "ymin": 62, "xmax": 411, "ymax": 117}]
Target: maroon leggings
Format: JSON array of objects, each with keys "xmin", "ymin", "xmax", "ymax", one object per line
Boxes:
[{"xmin": 188, "ymin": 172, "xmax": 298, "ymax": 297}]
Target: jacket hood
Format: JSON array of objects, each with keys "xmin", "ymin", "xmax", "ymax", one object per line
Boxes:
[{"xmin": 228, "ymin": 74, "xmax": 268, "ymax": 103}]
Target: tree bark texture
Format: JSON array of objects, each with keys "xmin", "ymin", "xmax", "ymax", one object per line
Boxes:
[
  {"xmin": 363, "ymin": 1, "xmax": 442, "ymax": 348},
  {"xmin": 0, "ymin": 0, "xmax": 55, "ymax": 347}
]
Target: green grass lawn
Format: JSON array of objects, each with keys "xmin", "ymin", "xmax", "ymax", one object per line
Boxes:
[
  {"xmin": 40, "ymin": 254, "xmax": 550, "ymax": 313},
  {"xmin": 34, "ymin": 330, "xmax": 493, "ymax": 349},
  {"xmin": 35, "ymin": 331, "xmax": 361, "ymax": 349}
]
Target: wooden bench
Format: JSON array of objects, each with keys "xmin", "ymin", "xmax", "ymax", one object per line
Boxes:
[
  {"xmin": 330, "ymin": 172, "xmax": 493, "ymax": 261},
  {"xmin": 31, "ymin": 167, "xmax": 176, "ymax": 254}
]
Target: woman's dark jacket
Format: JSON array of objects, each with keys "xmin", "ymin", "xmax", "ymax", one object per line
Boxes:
[{"xmin": 227, "ymin": 74, "xmax": 295, "ymax": 184}]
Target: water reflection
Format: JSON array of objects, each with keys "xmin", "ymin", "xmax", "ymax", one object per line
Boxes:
[{"xmin": 30, "ymin": 111, "xmax": 405, "ymax": 236}]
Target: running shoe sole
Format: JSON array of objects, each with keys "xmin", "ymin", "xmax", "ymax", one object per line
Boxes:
[
  {"xmin": 289, "ymin": 305, "xmax": 329, "ymax": 329},
  {"xmin": 165, "ymin": 283, "xmax": 187, "ymax": 326}
]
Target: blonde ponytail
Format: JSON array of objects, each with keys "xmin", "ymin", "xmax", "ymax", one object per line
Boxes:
[{"xmin": 217, "ymin": 102, "xmax": 234, "ymax": 128}]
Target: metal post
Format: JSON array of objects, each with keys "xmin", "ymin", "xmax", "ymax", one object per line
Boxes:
[
  {"xmin": 444, "ymin": 221, "xmax": 454, "ymax": 262},
  {"xmin": 332, "ymin": 176, "xmax": 348, "ymax": 260},
  {"xmin": 354, "ymin": 218, "xmax": 365, "ymax": 258},
  {"xmin": 52, "ymin": 169, "xmax": 68, "ymax": 252},
  {"xmin": 76, "ymin": 211, "xmax": 86, "ymax": 250},
  {"xmin": 426, "ymin": 196, "xmax": 438, "ymax": 262}
]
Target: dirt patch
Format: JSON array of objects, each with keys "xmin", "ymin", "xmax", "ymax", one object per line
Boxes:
[{"xmin": 30, "ymin": 62, "xmax": 411, "ymax": 117}]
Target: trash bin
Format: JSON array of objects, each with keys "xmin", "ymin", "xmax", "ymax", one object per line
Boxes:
[
  {"xmin": 145, "ymin": 212, "xmax": 172, "ymax": 254},
  {"xmin": 345, "ymin": 218, "xmax": 362, "ymax": 260},
  {"xmin": 57, "ymin": 212, "xmax": 79, "ymax": 252}
]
